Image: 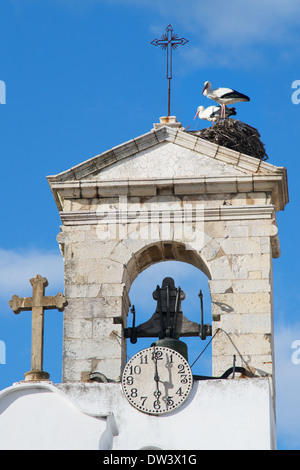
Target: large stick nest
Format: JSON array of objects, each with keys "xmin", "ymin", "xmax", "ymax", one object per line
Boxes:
[{"xmin": 188, "ymin": 119, "xmax": 268, "ymax": 161}]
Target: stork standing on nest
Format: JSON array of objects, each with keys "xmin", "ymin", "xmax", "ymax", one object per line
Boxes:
[
  {"xmin": 201, "ymin": 81, "xmax": 250, "ymax": 119},
  {"xmin": 194, "ymin": 105, "xmax": 236, "ymax": 125}
]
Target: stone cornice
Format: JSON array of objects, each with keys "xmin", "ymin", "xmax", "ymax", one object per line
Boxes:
[
  {"xmin": 49, "ymin": 174, "xmax": 288, "ymax": 213},
  {"xmin": 59, "ymin": 204, "xmax": 276, "ymax": 225}
]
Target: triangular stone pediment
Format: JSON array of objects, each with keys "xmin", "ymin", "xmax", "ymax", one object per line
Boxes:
[
  {"xmin": 48, "ymin": 126, "xmax": 283, "ymax": 183},
  {"xmin": 92, "ymin": 141, "xmax": 246, "ymax": 181},
  {"xmin": 47, "ymin": 124, "xmax": 289, "ymax": 212}
]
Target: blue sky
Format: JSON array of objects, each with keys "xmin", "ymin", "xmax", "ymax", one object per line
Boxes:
[{"xmin": 0, "ymin": 0, "xmax": 299, "ymax": 450}]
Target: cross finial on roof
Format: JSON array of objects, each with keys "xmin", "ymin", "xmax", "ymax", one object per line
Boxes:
[{"xmin": 151, "ymin": 24, "xmax": 188, "ymax": 117}]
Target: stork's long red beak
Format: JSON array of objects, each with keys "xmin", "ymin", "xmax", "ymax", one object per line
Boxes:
[
  {"xmin": 194, "ymin": 111, "xmax": 199, "ymax": 120},
  {"xmin": 201, "ymin": 84, "xmax": 207, "ymax": 95}
]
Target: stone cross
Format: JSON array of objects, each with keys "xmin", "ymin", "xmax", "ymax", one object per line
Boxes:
[{"xmin": 9, "ymin": 274, "xmax": 67, "ymax": 381}]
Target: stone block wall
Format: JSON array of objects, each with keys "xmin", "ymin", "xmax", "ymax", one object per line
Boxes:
[{"xmin": 57, "ymin": 191, "xmax": 279, "ymax": 394}]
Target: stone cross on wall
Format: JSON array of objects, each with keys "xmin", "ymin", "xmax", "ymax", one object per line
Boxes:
[{"xmin": 9, "ymin": 274, "xmax": 67, "ymax": 382}]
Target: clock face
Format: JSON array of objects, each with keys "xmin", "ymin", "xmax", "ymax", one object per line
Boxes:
[{"xmin": 122, "ymin": 346, "xmax": 193, "ymax": 415}]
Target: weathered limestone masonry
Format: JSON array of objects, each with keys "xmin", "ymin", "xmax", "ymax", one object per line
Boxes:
[{"xmin": 47, "ymin": 118, "xmax": 288, "ymax": 398}]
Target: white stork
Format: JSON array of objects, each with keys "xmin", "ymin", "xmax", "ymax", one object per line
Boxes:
[
  {"xmin": 201, "ymin": 81, "xmax": 250, "ymax": 118},
  {"xmin": 194, "ymin": 105, "xmax": 236, "ymax": 125}
]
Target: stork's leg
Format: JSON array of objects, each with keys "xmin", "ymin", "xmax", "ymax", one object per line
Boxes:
[{"xmin": 221, "ymin": 104, "xmax": 225, "ymax": 119}]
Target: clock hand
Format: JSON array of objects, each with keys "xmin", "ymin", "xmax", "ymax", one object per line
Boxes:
[
  {"xmin": 153, "ymin": 348, "xmax": 161, "ymax": 406},
  {"xmin": 161, "ymin": 353, "xmax": 174, "ymax": 408},
  {"xmin": 154, "ymin": 356, "xmax": 160, "ymax": 383},
  {"xmin": 165, "ymin": 352, "xmax": 174, "ymax": 384}
]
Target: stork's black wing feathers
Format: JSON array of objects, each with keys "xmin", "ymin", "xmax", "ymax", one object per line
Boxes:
[
  {"xmin": 211, "ymin": 107, "xmax": 237, "ymax": 118},
  {"xmin": 211, "ymin": 108, "xmax": 222, "ymax": 118},
  {"xmin": 221, "ymin": 90, "xmax": 250, "ymax": 101}
]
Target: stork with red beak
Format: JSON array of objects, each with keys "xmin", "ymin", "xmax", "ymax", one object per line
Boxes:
[{"xmin": 201, "ymin": 81, "xmax": 250, "ymax": 119}]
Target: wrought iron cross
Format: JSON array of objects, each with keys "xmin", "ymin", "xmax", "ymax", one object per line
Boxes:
[{"xmin": 151, "ymin": 24, "xmax": 188, "ymax": 117}]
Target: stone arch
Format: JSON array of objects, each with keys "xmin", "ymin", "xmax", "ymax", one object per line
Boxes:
[
  {"xmin": 118, "ymin": 238, "xmax": 216, "ymax": 345},
  {"xmin": 115, "ymin": 238, "xmax": 215, "ymax": 330},
  {"xmin": 124, "ymin": 240, "xmax": 212, "ymax": 288},
  {"xmin": 108, "ymin": 233, "xmax": 233, "ymax": 327},
  {"xmin": 113, "ymin": 234, "xmax": 232, "ymax": 314}
]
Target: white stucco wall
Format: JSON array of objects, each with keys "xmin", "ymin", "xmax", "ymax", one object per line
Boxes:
[
  {"xmin": 0, "ymin": 378, "xmax": 276, "ymax": 450},
  {"xmin": 0, "ymin": 383, "xmax": 117, "ymax": 450}
]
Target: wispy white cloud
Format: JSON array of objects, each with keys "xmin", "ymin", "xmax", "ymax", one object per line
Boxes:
[
  {"xmin": 41, "ymin": 0, "xmax": 300, "ymax": 68},
  {"xmin": 154, "ymin": 0, "xmax": 300, "ymax": 68},
  {"xmin": 10, "ymin": 0, "xmax": 300, "ymax": 68},
  {"xmin": 15, "ymin": 0, "xmax": 300, "ymax": 44},
  {"xmin": 172, "ymin": 0, "xmax": 300, "ymax": 45},
  {"xmin": 0, "ymin": 248, "xmax": 64, "ymax": 301}
]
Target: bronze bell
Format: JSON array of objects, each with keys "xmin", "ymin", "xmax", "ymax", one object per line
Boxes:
[
  {"xmin": 124, "ymin": 277, "xmax": 212, "ymax": 362},
  {"xmin": 151, "ymin": 337, "xmax": 189, "ymax": 362}
]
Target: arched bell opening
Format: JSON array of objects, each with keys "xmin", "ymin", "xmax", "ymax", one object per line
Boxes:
[
  {"xmin": 124, "ymin": 240, "xmax": 213, "ymax": 378},
  {"xmin": 125, "ymin": 240, "xmax": 212, "ymax": 286}
]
